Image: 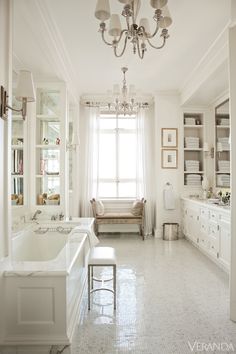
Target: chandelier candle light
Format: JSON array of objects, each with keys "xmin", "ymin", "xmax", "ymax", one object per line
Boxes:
[
  {"xmin": 107, "ymin": 67, "xmax": 148, "ymax": 115},
  {"xmin": 95, "ymin": 0, "xmax": 172, "ymax": 59}
]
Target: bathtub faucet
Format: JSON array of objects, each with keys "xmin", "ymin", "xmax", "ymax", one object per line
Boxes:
[{"xmin": 32, "ymin": 210, "xmax": 42, "ymax": 221}]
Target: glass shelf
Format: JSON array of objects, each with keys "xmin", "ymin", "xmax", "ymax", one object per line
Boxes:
[{"xmin": 35, "ymin": 87, "xmax": 62, "ymax": 206}]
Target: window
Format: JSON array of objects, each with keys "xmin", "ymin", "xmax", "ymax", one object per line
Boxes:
[{"xmin": 97, "ymin": 113, "xmax": 137, "ymax": 198}]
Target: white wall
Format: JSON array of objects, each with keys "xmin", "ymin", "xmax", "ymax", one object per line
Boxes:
[
  {"xmin": 154, "ymin": 92, "xmax": 182, "ymax": 238},
  {"xmin": 229, "ymin": 24, "xmax": 236, "ymax": 321},
  {"xmin": 0, "ymin": 0, "xmax": 12, "ymax": 343},
  {"xmin": 0, "ymin": 0, "xmax": 11, "ymax": 259}
]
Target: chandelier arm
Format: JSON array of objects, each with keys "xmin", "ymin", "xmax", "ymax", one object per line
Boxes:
[
  {"xmin": 146, "ymin": 37, "xmax": 166, "ymax": 50},
  {"xmin": 146, "ymin": 21, "xmax": 160, "ymax": 39},
  {"xmin": 114, "ymin": 36, "xmax": 128, "ymax": 57},
  {"xmin": 115, "ymin": 29, "xmax": 128, "ymax": 46},
  {"xmin": 101, "ymin": 30, "xmax": 114, "ymax": 46}
]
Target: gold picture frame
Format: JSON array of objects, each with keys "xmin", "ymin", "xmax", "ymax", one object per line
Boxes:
[
  {"xmin": 162, "ymin": 149, "xmax": 178, "ymax": 169},
  {"xmin": 162, "ymin": 128, "xmax": 178, "ymax": 148}
]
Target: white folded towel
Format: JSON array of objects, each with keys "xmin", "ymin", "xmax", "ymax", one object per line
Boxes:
[{"xmin": 163, "ymin": 186, "xmax": 175, "ymax": 210}]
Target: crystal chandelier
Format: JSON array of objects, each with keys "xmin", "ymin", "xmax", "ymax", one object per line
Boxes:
[
  {"xmin": 95, "ymin": 0, "xmax": 172, "ymax": 59},
  {"xmin": 107, "ymin": 67, "xmax": 147, "ymax": 115}
]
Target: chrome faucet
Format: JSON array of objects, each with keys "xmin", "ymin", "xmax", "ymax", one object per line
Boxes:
[{"xmin": 32, "ymin": 210, "xmax": 42, "ymax": 221}]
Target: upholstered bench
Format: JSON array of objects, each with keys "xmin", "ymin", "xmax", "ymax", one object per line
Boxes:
[
  {"xmin": 88, "ymin": 246, "xmax": 117, "ymax": 310},
  {"xmin": 90, "ymin": 198, "xmax": 146, "ymax": 240}
]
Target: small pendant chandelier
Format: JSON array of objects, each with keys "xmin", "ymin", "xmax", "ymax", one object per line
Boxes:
[
  {"xmin": 95, "ymin": 0, "xmax": 172, "ymax": 59},
  {"xmin": 107, "ymin": 67, "xmax": 147, "ymax": 115}
]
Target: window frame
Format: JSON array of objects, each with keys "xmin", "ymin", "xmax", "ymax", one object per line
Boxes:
[{"xmin": 97, "ymin": 112, "xmax": 137, "ymax": 199}]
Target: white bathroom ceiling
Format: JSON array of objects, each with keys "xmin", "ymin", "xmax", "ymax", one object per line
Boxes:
[{"xmin": 13, "ymin": 0, "xmax": 231, "ymax": 100}]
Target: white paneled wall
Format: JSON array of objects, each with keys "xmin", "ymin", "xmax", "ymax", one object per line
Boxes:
[
  {"xmin": 154, "ymin": 93, "xmax": 183, "ymax": 238},
  {"xmin": 0, "ymin": 0, "xmax": 12, "ymax": 344}
]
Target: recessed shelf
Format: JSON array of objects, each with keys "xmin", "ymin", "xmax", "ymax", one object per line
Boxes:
[
  {"xmin": 184, "ymin": 148, "xmax": 203, "ymax": 151},
  {"xmin": 216, "ymin": 125, "xmax": 230, "ymax": 129},
  {"xmin": 184, "ymin": 125, "xmax": 203, "ymax": 128},
  {"xmin": 184, "ymin": 171, "xmax": 204, "ymax": 174},
  {"xmin": 216, "ymin": 171, "xmax": 230, "ymax": 174},
  {"xmin": 11, "ymin": 174, "xmax": 24, "ymax": 178},
  {"xmin": 36, "ymin": 174, "xmax": 60, "ymax": 178},
  {"xmin": 11, "ymin": 145, "xmax": 24, "ymax": 149},
  {"xmin": 36, "ymin": 114, "xmax": 60, "ymax": 121},
  {"xmin": 36, "ymin": 144, "xmax": 60, "ymax": 149}
]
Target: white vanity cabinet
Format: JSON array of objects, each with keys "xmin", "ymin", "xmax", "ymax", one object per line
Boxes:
[
  {"xmin": 182, "ymin": 198, "xmax": 231, "ymax": 271},
  {"xmin": 218, "ymin": 213, "xmax": 231, "ymax": 268}
]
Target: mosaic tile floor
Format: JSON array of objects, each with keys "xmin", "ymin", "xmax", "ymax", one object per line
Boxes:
[{"xmin": 67, "ymin": 235, "xmax": 236, "ymax": 354}]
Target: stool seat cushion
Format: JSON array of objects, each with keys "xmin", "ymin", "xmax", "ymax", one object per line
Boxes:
[{"xmin": 89, "ymin": 247, "xmax": 117, "ymax": 265}]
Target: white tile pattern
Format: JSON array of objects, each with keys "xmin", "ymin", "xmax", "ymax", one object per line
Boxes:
[{"xmin": 63, "ymin": 235, "xmax": 236, "ymax": 353}]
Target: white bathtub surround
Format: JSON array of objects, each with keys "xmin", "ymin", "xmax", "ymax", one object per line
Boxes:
[{"xmin": 1, "ymin": 218, "xmax": 97, "ymax": 348}]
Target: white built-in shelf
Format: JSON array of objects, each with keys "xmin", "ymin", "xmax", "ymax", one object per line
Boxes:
[
  {"xmin": 11, "ymin": 174, "xmax": 24, "ymax": 178},
  {"xmin": 184, "ymin": 125, "xmax": 203, "ymax": 128},
  {"xmin": 36, "ymin": 114, "xmax": 59, "ymax": 121},
  {"xmin": 11, "ymin": 145, "xmax": 23, "ymax": 149},
  {"xmin": 36, "ymin": 174, "xmax": 60, "ymax": 178},
  {"xmin": 216, "ymin": 125, "xmax": 230, "ymax": 129},
  {"xmin": 184, "ymin": 148, "xmax": 203, "ymax": 151},
  {"xmin": 36, "ymin": 144, "xmax": 60, "ymax": 149},
  {"xmin": 216, "ymin": 171, "xmax": 230, "ymax": 174},
  {"xmin": 12, "ymin": 115, "xmax": 23, "ymax": 120},
  {"xmin": 184, "ymin": 171, "xmax": 204, "ymax": 174}
]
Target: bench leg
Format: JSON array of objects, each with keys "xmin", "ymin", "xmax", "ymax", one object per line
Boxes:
[
  {"xmin": 113, "ymin": 265, "xmax": 116, "ymax": 310},
  {"xmin": 94, "ymin": 222, "xmax": 98, "ymax": 236}
]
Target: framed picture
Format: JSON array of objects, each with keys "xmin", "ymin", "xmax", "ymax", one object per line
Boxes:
[
  {"xmin": 162, "ymin": 149, "xmax": 178, "ymax": 169},
  {"xmin": 162, "ymin": 128, "xmax": 178, "ymax": 148}
]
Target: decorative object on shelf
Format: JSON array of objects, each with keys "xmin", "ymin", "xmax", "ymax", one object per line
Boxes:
[
  {"xmin": 94, "ymin": 0, "xmax": 172, "ymax": 59},
  {"xmin": 161, "ymin": 128, "xmax": 177, "ymax": 148},
  {"xmin": 42, "ymin": 138, "xmax": 49, "ymax": 145},
  {"xmin": 105, "ymin": 67, "xmax": 148, "ymax": 115},
  {"xmin": 162, "ymin": 149, "xmax": 178, "ymax": 169},
  {"xmin": 1, "ymin": 70, "xmax": 35, "ymax": 120},
  {"xmin": 55, "ymin": 137, "xmax": 60, "ymax": 145}
]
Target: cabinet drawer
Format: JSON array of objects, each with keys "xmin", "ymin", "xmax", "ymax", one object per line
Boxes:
[
  {"xmin": 209, "ymin": 223, "xmax": 219, "ymax": 238},
  {"xmin": 209, "ymin": 236, "xmax": 219, "ymax": 256},
  {"xmin": 209, "ymin": 210, "xmax": 219, "ymax": 222},
  {"xmin": 200, "ymin": 208, "xmax": 209, "ymax": 219},
  {"xmin": 200, "ymin": 221, "xmax": 208, "ymax": 234}
]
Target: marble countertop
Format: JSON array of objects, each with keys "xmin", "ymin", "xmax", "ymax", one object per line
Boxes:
[{"xmin": 182, "ymin": 197, "xmax": 231, "ymax": 214}]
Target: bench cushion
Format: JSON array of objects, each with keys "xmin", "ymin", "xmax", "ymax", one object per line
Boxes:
[{"xmin": 96, "ymin": 212, "xmax": 141, "ymax": 219}]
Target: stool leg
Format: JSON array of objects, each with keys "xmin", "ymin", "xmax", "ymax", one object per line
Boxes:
[
  {"xmin": 113, "ymin": 265, "xmax": 116, "ymax": 310},
  {"xmin": 91, "ymin": 266, "xmax": 94, "ymax": 290},
  {"xmin": 88, "ymin": 265, "xmax": 91, "ymax": 310}
]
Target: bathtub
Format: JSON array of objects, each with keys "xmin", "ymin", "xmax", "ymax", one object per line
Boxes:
[{"xmin": 2, "ymin": 218, "xmax": 97, "ymax": 348}]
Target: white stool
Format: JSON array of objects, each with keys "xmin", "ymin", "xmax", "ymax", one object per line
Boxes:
[{"xmin": 88, "ymin": 247, "xmax": 117, "ymax": 310}]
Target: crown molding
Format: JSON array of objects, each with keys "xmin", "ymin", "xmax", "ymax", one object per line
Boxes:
[
  {"xmin": 181, "ymin": 24, "xmax": 230, "ymax": 105},
  {"xmin": 13, "ymin": 0, "xmax": 79, "ymax": 104}
]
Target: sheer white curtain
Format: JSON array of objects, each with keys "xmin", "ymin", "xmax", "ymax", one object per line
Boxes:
[
  {"xmin": 136, "ymin": 106, "xmax": 155, "ymax": 236},
  {"xmin": 79, "ymin": 106, "xmax": 100, "ymax": 216}
]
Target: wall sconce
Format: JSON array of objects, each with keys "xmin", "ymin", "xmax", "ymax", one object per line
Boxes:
[
  {"xmin": 66, "ymin": 132, "xmax": 80, "ymax": 151},
  {"xmin": 0, "ymin": 70, "xmax": 35, "ymax": 121},
  {"xmin": 203, "ymin": 143, "xmax": 214, "ymax": 158}
]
